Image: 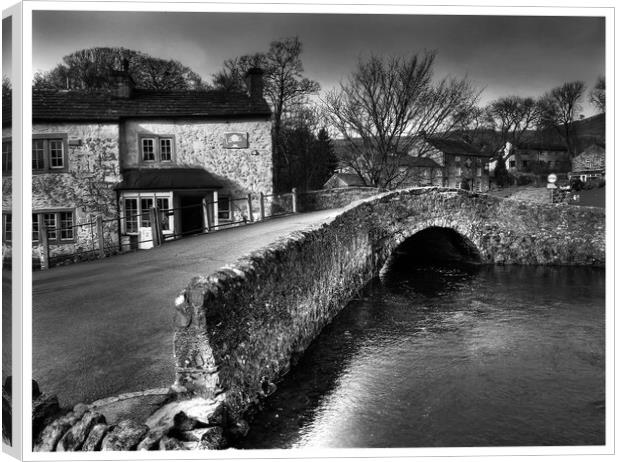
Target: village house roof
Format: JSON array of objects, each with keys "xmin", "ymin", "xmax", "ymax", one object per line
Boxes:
[
  {"xmin": 324, "ymin": 172, "xmax": 366, "ymax": 188},
  {"xmin": 2, "ymin": 89, "xmax": 271, "ymax": 126},
  {"xmin": 397, "ymin": 156, "xmax": 442, "ymax": 168},
  {"xmin": 424, "ymin": 137, "xmax": 492, "ymax": 158},
  {"xmin": 117, "ymin": 167, "xmax": 224, "ymax": 191}
]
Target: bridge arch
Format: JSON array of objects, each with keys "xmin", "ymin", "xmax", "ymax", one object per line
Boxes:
[
  {"xmin": 385, "ymin": 225, "xmax": 482, "ymax": 270},
  {"xmin": 172, "ymin": 187, "xmax": 605, "ymax": 421}
]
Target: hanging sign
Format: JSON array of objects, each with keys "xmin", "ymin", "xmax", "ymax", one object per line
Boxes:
[{"xmin": 223, "ymin": 132, "xmax": 249, "ymax": 149}]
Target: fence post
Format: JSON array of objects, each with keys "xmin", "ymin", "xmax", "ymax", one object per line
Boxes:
[
  {"xmin": 292, "ymin": 187, "xmax": 298, "ymax": 214},
  {"xmin": 96, "ymin": 215, "xmax": 105, "ymax": 259},
  {"xmin": 149, "ymin": 207, "xmax": 161, "ymax": 247},
  {"xmin": 247, "ymin": 193, "xmax": 254, "ymax": 222},
  {"xmin": 38, "ymin": 221, "xmax": 50, "ymax": 271},
  {"xmin": 202, "ymin": 197, "xmax": 212, "ymax": 232},
  {"xmin": 259, "ymin": 192, "xmax": 265, "ymax": 221}
]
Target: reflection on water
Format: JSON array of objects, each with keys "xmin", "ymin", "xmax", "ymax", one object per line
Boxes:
[{"xmin": 238, "ymin": 263, "xmax": 605, "ymax": 448}]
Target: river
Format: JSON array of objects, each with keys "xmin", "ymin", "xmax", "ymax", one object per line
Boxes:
[{"xmin": 237, "ymin": 261, "xmax": 605, "ymax": 448}]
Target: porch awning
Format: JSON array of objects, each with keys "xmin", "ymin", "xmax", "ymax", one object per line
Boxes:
[{"xmin": 116, "ymin": 168, "xmax": 224, "ymax": 191}]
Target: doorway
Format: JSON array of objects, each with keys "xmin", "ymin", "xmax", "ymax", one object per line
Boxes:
[{"xmin": 179, "ymin": 195, "xmax": 204, "ymax": 236}]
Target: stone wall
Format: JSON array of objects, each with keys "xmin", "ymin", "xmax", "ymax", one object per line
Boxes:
[
  {"xmin": 173, "ymin": 187, "xmax": 605, "ymax": 424},
  {"xmin": 3, "ymin": 124, "xmax": 122, "ymax": 264},
  {"xmin": 121, "ymin": 118, "xmax": 273, "ymax": 200},
  {"xmin": 298, "ymin": 186, "xmax": 382, "ymax": 212}
]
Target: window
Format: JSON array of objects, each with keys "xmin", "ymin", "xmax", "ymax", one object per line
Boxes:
[
  {"xmin": 456, "ymin": 167, "xmax": 462, "ymax": 177},
  {"xmin": 140, "ymin": 135, "xmax": 175, "ymax": 163},
  {"xmin": 476, "ymin": 167, "xmax": 482, "ymax": 177},
  {"xmin": 122, "ymin": 193, "xmax": 174, "ymax": 235},
  {"xmin": 141, "ymin": 139, "xmax": 155, "ymax": 161},
  {"xmin": 44, "ymin": 213, "xmax": 58, "ymax": 240},
  {"xmin": 509, "ymin": 160, "xmax": 516, "ymax": 168},
  {"xmin": 454, "ymin": 155, "xmax": 461, "ymax": 164},
  {"xmin": 124, "ymin": 199, "xmax": 139, "ymax": 233},
  {"xmin": 160, "ymin": 139, "xmax": 172, "ymax": 161},
  {"xmin": 32, "ymin": 214, "xmax": 39, "ymax": 241},
  {"xmin": 157, "ymin": 198, "xmax": 171, "ymax": 231},
  {"xmin": 59, "ymin": 212, "xmax": 74, "ymax": 241},
  {"xmin": 2, "ymin": 214, "xmax": 11, "ymax": 243},
  {"xmin": 218, "ymin": 196, "xmax": 231, "ymax": 221},
  {"xmin": 32, "ymin": 210, "xmax": 75, "ymax": 243},
  {"xmin": 2, "ymin": 140, "xmax": 11, "ymax": 174},
  {"xmin": 32, "ymin": 135, "xmax": 68, "ymax": 173},
  {"xmin": 140, "ymin": 198, "xmax": 154, "ymax": 227}
]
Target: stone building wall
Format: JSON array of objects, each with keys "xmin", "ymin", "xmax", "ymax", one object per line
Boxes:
[
  {"xmin": 3, "ymin": 124, "xmax": 122, "ymax": 264},
  {"xmin": 572, "ymin": 147, "xmax": 605, "ymax": 172},
  {"xmin": 121, "ymin": 118, "xmax": 273, "ymax": 199},
  {"xmin": 173, "ymin": 187, "xmax": 605, "ymax": 424}
]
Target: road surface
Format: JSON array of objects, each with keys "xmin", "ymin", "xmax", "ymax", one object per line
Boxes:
[{"xmin": 30, "ymin": 209, "xmax": 343, "ymax": 406}]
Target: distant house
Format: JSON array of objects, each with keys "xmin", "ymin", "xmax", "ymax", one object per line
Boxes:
[
  {"xmin": 506, "ymin": 140, "xmax": 571, "ymax": 174},
  {"xmin": 2, "ymin": 67, "xmax": 273, "ymax": 264},
  {"xmin": 395, "ymin": 155, "xmax": 443, "ymax": 187},
  {"xmin": 570, "ymin": 144, "xmax": 605, "ymax": 182},
  {"xmin": 421, "ymin": 137, "xmax": 494, "ymax": 192},
  {"xmin": 323, "ymin": 172, "xmax": 366, "ymax": 189}
]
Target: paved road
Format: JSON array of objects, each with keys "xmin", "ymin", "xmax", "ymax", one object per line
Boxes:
[{"xmin": 31, "ymin": 209, "xmax": 343, "ymax": 406}]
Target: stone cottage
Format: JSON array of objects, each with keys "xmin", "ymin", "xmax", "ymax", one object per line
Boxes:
[
  {"xmin": 570, "ymin": 144, "xmax": 605, "ymax": 182},
  {"xmin": 2, "ymin": 68, "xmax": 272, "ymax": 264},
  {"xmin": 420, "ymin": 137, "xmax": 494, "ymax": 192},
  {"xmin": 505, "ymin": 140, "xmax": 571, "ymax": 174}
]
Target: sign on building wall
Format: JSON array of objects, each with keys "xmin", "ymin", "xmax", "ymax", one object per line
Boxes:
[{"xmin": 223, "ymin": 132, "xmax": 249, "ymax": 149}]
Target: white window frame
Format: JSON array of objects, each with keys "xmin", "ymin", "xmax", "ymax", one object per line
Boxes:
[
  {"xmin": 121, "ymin": 191, "xmax": 175, "ymax": 236},
  {"xmin": 218, "ymin": 195, "xmax": 232, "ymax": 221},
  {"xmin": 139, "ymin": 135, "xmax": 175, "ymax": 163}
]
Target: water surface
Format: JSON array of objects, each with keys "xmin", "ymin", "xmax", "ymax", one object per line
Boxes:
[{"xmin": 238, "ymin": 263, "xmax": 605, "ymax": 448}]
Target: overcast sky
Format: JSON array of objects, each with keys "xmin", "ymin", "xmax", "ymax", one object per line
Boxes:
[
  {"xmin": 2, "ymin": 17, "xmax": 11, "ymax": 82},
  {"xmin": 24, "ymin": 11, "xmax": 606, "ymax": 115}
]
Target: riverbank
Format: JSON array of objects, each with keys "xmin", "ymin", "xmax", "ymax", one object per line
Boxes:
[{"xmin": 487, "ymin": 185, "xmax": 605, "ymax": 208}]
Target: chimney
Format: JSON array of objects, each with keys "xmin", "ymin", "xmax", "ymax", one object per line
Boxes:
[
  {"xmin": 110, "ymin": 58, "xmax": 135, "ymax": 99},
  {"xmin": 244, "ymin": 67, "xmax": 264, "ymax": 102}
]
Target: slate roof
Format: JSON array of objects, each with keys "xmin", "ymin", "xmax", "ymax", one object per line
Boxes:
[
  {"xmin": 116, "ymin": 168, "xmax": 223, "ymax": 191},
  {"xmin": 424, "ymin": 137, "xmax": 492, "ymax": 158},
  {"xmin": 398, "ymin": 156, "xmax": 442, "ymax": 168},
  {"xmin": 325, "ymin": 173, "xmax": 366, "ymax": 187},
  {"xmin": 3, "ymin": 89, "xmax": 271, "ymax": 126}
]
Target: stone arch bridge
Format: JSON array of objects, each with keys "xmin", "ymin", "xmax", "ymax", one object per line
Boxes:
[{"xmin": 172, "ymin": 187, "xmax": 604, "ymax": 420}]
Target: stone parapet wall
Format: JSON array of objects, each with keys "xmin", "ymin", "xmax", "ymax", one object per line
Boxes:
[
  {"xmin": 173, "ymin": 187, "xmax": 605, "ymax": 426},
  {"xmin": 298, "ymin": 186, "xmax": 382, "ymax": 212}
]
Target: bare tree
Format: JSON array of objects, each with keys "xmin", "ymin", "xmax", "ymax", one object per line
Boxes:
[
  {"xmin": 322, "ymin": 52, "xmax": 479, "ymax": 189},
  {"xmin": 540, "ymin": 81, "xmax": 586, "ymax": 156},
  {"xmin": 485, "ymin": 96, "xmax": 544, "ymax": 159},
  {"xmin": 589, "ymin": 76, "xmax": 605, "ymax": 113},
  {"xmin": 213, "ymin": 37, "xmax": 320, "ymax": 191}
]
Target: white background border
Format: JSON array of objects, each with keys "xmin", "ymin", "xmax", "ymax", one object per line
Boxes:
[{"xmin": 3, "ymin": 1, "xmax": 616, "ymax": 461}]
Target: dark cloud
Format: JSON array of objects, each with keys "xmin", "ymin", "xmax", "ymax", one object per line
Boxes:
[
  {"xmin": 32, "ymin": 11, "xmax": 604, "ymax": 113},
  {"xmin": 2, "ymin": 16, "xmax": 11, "ymax": 79}
]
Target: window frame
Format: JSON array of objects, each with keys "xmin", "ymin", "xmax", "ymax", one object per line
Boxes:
[
  {"xmin": 32, "ymin": 134, "xmax": 69, "ymax": 174},
  {"xmin": 2, "ymin": 213, "xmax": 11, "ymax": 243},
  {"xmin": 32, "ymin": 209, "xmax": 76, "ymax": 244},
  {"xmin": 217, "ymin": 195, "xmax": 232, "ymax": 221},
  {"xmin": 121, "ymin": 192, "xmax": 175, "ymax": 236},
  {"xmin": 2, "ymin": 138, "xmax": 12, "ymax": 175},
  {"xmin": 139, "ymin": 134, "xmax": 176, "ymax": 164}
]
